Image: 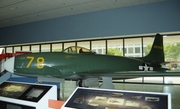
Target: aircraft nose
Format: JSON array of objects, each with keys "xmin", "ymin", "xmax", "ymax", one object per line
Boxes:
[{"xmin": 4, "ymin": 57, "xmax": 15, "ymax": 73}]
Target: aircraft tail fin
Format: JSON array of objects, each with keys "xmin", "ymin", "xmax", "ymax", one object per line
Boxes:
[{"xmin": 142, "ymin": 34, "xmax": 165, "ymax": 63}]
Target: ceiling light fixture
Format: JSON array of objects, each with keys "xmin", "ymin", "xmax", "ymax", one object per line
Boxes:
[
  {"xmin": 163, "ymin": 35, "xmax": 168, "ymax": 37},
  {"xmin": 10, "ymin": 7, "xmax": 18, "ymax": 10}
]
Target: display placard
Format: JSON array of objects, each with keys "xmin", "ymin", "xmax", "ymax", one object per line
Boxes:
[
  {"xmin": 0, "ymin": 81, "xmax": 57, "ymax": 109},
  {"xmin": 0, "ymin": 82, "xmax": 30, "ymax": 98},
  {"xmin": 0, "ymin": 81, "xmax": 52, "ymax": 102},
  {"xmin": 62, "ymin": 87, "xmax": 171, "ymax": 109}
]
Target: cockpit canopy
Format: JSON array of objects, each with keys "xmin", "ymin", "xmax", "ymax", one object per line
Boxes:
[{"xmin": 63, "ymin": 46, "xmax": 96, "ymax": 54}]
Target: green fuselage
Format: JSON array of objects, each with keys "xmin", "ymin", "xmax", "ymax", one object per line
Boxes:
[{"xmin": 14, "ymin": 52, "xmax": 162, "ymax": 80}]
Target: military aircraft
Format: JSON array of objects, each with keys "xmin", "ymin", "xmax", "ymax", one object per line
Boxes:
[{"xmin": 3, "ymin": 34, "xmax": 180, "ymax": 88}]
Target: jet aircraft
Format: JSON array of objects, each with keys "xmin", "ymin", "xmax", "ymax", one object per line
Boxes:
[{"xmin": 3, "ymin": 34, "xmax": 180, "ymax": 88}]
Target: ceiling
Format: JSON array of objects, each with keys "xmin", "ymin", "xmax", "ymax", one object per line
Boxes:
[{"xmin": 0, "ymin": 0, "xmax": 167, "ymax": 28}]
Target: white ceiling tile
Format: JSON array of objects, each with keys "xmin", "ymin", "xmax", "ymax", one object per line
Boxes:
[
  {"xmin": 94, "ymin": 0, "xmax": 111, "ymax": 10},
  {"xmin": 81, "ymin": 2, "xmax": 97, "ymax": 12},
  {"xmin": 158, "ymin": 0, "xmax": 166, "ymax": 2},
  {"xmin": 139, "ymin": 0, "xmax": 150, "ymax": 4},
  {"xmin": 129, "ymin": 0, "xmax": 141, "ymax": 5},
  {"xmin": 0, "ymin": 0, "xmax": 169, "ymax": 28},
  {"xmin": 53, "ymin": 8, "xmax": 67, "ymax": 17},
  {"xmin": 121, "ymin": 0, "xmax": 133, "ymax": 6},
  {"xmin": 0, "ymin": 0, "xmax": 24, "ymax": 7},
  {"xmin": 148, "ymin": 0, "xmax": 158, "ymax": 3},
  {"xmin": 102, "ymin": 0, "xmax": 118, "ymax": 9},
  {"xmin": 110, "ymin": 0, "xmax": 125, "ymax": 8},
  {"xmin": 70, "ymin": 4, "xmax": 88, "ymax": 15}
]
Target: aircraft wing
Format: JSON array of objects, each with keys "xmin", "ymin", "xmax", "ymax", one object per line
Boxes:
[{"xmin": 77, "ymin": 71, "xmax": 180, "ymax": 79}]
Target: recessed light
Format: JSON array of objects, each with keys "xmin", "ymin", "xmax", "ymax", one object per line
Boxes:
[
  {"xmin": 94, "ymin": 6, "xmax": 98, "ymax": 8},
  {"xmin": 163, "ymin": 35, "xmax": 168, "ymax": 37},
  {"xmin": 10, "ymin": 7, "xmax": 15, "ymax": 10},
  {"xmin": 10, "ymin": 7, "xmax": 18, "ymax": 10}
]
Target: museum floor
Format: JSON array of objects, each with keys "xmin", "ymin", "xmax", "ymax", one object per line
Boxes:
[{"xmin": 60, "ymin": 80, "xmax": 180, "ymax": 109}]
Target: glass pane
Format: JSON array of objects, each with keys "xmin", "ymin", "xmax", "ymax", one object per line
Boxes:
[
  {"xmin": 135, "ymin": 47, "xmax": 140, "ymax": 53},
  {"xmin": 6, "ymin": 47, "xmax": 13, "ymax": 53},
  {"xmin": 143, "ymin": 37, "xmax": 154, "ymax": 57},
  {"xmin": 77, "ymin": 41, "xmax": 90, "ymax": 50},
  {"xmin": 163, "ymin": 35, "xmax": 180, "ymax": 71},
  {"xmin": 22, "ymin": 46, "xmax": 30, "ymax": 51},
  {"xmin": 164, "ymin": 77, "xmax": 180, "ymax": 84},
  {"xmin": 124, "ymin": 38, "xmax": 141, "ymax": 57},
  {"xmin": 31, "ymin": 45, "xmax": 40, "ymax": 53},
  {"xmin": 92, "ymin": 40, "xmax": 106, "ymax": 54},
  {"xmin": 0, "ymin": 48, "xmax": 5, "ymax": 54},
  {"xmin": 41, "ymin": 44, "xmax": 50, "ymax": 52},
  {"xmin": 124, "ymin": 77, "xmax": 143, "ymax": 83},
  {"xmin": 128, "ymin": 47, "xmax": 133, "ymax": 54},
  {"xmin": 144, "ymin": 77, "xmax": 163, "ymax": 84},
  {"xmin": 52, "ymin": 43, "xmax": 62, "ymax": 52},
  {"xmin": 64, "ymin": 42, "xmax": 75, "ymax": 50},
  {"xmin": 107, "ymin": 39, "xmax": 123, "ymax": 56},
  {"xmin": 14, "ymin": 46, "xmax": 21, "ymax": 53}
]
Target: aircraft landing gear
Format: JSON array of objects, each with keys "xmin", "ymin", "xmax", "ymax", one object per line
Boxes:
[
  {"xmin": 99, "ymin": 77, "xmax": 114, "ymax": 89},
  {"xmin": 77, "ymin": 78, "xmax": 99, "ymax": 87},
  {"xmin": 77, "ymin": 77, "xmax": 114, "ymax": 89},
  {"xmin": 77, "ymin": 79, "xmax": 83, "ymax": 87}
]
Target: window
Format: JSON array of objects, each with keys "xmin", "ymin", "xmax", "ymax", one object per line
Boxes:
[
  {"xmin": 64, "ymin": 42, "xmax": 75, "ymax": 50},
  {"xmin": 41, "ymin": 44, "xmax": 50, "ymax": 52},
  {"xmin": 14, "ymin": 46, "xmax": 21, "ymax": 53},
  {"xmin": 107, "ymin": 39, "xmax": 123, "ymax": 56},
  {"xmin": 31, "ymin": 45, "xmax": 40, "ymax": 53},
  {"xmin": 135, "ymin": 47, "xmax": 140, "ymax": 53},
  {"xmin": 143, "ymin": 37, "xmax": 154, "ymax": 56},
  {"xmin": 77, "ymin": 41, "xmax": 90, "ymax": 50},
  {"xmin": 124, "ymin": 38, "xmax": 141, "ymax": 57},
  {"xmin": 128, "ymin": 47, "xmax": 133, "ymax": 54},
  {"xmin": 92, "ymin": 40, "xmax": 106, "ymax": 54},
  {"xmin": 52, "ymin": 43, "xmax": 62, "ymax": 52},
  {"xmin": 22, "ymin": 46, "xmax": 30, "ymax": 51},
  {"xmin": 6, "ymin": 47, "xmax": 13, "ymax": 53}
]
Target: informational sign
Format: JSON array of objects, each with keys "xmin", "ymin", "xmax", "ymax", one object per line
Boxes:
[
  {"xmin": 62, "ymin": 87, "xmax": 171, "ymax": 109},
  {"xmin": 0, "ymin": 81, "xmax": 52, "ymax": 102},
  {"xmin": 0, "ymin": 81, "xmax": 57, "ymax": 109}
]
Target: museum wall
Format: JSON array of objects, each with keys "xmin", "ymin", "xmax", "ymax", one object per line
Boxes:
[{"xmin": 0, "ymin": 0, "xmax": 180, "ymax": 45}]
